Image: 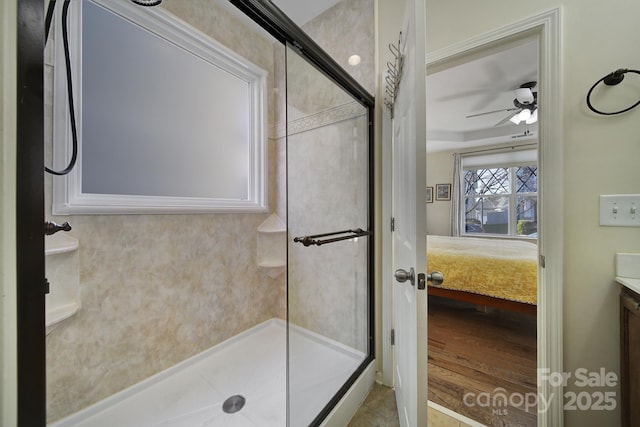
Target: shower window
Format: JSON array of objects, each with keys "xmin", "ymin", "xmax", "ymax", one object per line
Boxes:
[{"xmin": 51, "ymin": 0, "xmax": 267, "ymax": 214}]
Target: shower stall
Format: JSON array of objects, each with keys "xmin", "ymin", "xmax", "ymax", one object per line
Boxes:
[{"xmin": 41, "ymin": 0, "xmax": 374, "ymax": 426}]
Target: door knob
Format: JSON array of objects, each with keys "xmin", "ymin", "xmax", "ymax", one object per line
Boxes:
[
  {"xmin": 427, "ymin": 271, "xmax": 444, "ymax": 286},
  {"xmin": 394, "ymin": 267, "xmax": 415, "ymax": 286}
]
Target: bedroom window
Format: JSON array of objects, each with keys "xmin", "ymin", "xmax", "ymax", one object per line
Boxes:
[{"xmin": 462, "ymin": 165, "xmax": 537, "ymax": 237}]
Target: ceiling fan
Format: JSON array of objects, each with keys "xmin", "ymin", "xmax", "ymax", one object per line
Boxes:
[{"xmin": 466, "ymin": 81, "xmax": 538, "ymax": 126}]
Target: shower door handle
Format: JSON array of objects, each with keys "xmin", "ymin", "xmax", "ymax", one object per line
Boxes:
[{"xmin": 293, "ymin": 228, "xmax": 370, "ymax": 247}]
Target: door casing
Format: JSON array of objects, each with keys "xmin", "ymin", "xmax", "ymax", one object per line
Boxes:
[{"xmin": 380, "ymin": 7, "xmax": 564, "ymax": 427}]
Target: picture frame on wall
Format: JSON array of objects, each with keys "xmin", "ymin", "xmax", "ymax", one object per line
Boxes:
[
  {"xmin": 435, "ymin": 183, "xmax": 451, "ymax": 201},
  {"xmin": 426, "ymin": 187, "xmax": 433, "ymax": 203}
]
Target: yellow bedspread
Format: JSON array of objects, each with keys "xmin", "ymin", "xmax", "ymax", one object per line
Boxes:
[{"xmin": 427, "ymin": 235, "xmax": 538, "ymax": 305}]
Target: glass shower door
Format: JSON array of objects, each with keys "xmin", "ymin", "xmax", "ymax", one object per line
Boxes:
[{"xmin": 285, "ymin": 44, "xmax": 372, "ymax": 426}]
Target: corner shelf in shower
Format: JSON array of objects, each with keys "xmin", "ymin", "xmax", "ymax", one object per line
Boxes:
[
  {"xmin": 45, "ymin": 233, "xmax": 81, "ymax": 327},
  {"xmin": 257, "ymin": 214, "xmax": 286, "ymax": 278}
]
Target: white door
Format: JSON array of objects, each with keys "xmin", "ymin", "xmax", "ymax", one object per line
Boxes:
[{"xmin": 391, "ymin": 0, "xmax": 428, "ymax": 426}]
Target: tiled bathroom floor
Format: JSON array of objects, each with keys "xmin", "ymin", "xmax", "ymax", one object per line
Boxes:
[
  {"xmin": 49, "ymin": 319, "xmax": 364, "ymax": 427},
  {"xmin": 348, "ymin": 384, "xmax": 483, "ymax": 427}
]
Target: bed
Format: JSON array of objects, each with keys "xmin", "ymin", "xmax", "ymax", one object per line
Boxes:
[{"xmin": 426, "ymin": 235, "xmax": 538, "ymax": 315}]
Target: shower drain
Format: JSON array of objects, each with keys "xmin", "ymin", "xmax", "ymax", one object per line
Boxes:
[{"xmin": 222, "ymin": 395, "xmax": 246, "ymax": 414}]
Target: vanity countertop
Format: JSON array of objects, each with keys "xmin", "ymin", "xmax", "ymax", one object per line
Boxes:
[
  {"xmin": 616, "ymin": 253, "xmax": 640, "ymax": 295},
  {"xmin": 616, "ymin": 277, "xmax": 640, "ymax": 295}
]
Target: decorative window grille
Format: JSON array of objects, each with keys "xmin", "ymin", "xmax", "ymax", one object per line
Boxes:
[{"xmin": 463, "ymin": 165, "xmax": 537, "ymax": 237}]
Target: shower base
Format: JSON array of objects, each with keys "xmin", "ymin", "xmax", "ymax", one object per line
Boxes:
[{"xmin": 49, "ymin": 319, "xmax": 365, "ymax": 427}]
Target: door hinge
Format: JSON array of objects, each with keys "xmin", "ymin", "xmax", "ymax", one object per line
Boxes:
[
  {"xmin": 391, "ymin": 217, "xmax": 395, "ymax": 232},
  {"xmin": 44, "ymin": 278, "xmax": 50, "ymax": 294},
  {"xmin": 390, "ymin": 328, "xmax": 395, "ymax": 346},
  {"xmin": 539, "ymin": 255, "xmax": 546, "ymax": 268}
]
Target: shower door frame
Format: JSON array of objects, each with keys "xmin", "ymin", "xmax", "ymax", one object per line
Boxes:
[
  {"xmin": 16, "ymin": 0, "xmax": 47, "ymax": 425},
  {"xmin": 230, "ymin": 1, "xmax": 374, "ymax": 107},
  {"xmin": 14, "ymin": 0, "xmax": 374, "ymax": 424},
  {"xmin": 230, "ymin": 1, "xmax": 376, "ymax": 425}
]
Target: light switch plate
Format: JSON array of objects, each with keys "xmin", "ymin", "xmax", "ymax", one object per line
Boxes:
[{"xmin": 599, "ymin": 194, "xmax": 640, "ymax": 227}]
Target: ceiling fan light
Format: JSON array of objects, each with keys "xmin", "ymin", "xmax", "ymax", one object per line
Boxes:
[
  {"xmin": 519, "ymin": 109, "xmax": 532, "ymax": 122},
  {"xmin": 509, "ymin": 114, "xmax": 521, "ymax": 125},
  {"xmin": 526, "ymin": 108, "xmax": 538, "ymax": 124},
  {"xmin": 515, "ymin": 88, "xmax": 534, "ymax": 104}
]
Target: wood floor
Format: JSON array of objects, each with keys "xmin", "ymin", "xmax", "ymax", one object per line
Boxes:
[{"xmin": 428, "ymin": 296, "xmax": 538, "ymax": 427}]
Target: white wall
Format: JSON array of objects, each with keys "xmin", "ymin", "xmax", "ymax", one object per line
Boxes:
[
  {"xmin": 426, "ymin": 150, "xmax": 454, "ymax": 236},
  {"xmin": 427, "ymin": 1, "xmax": 640, "ymax": 426},
  {"xmin": 0, "ymin": 0, "xmax": 17, "ymax": 425}
]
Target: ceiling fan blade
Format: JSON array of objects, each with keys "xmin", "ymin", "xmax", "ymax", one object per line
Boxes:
[
  {"xmin": 465, "ymin": 107, "xmax": 519, "ymax": 118},
  {"xmin": 494, "ymin": 110, "xmax": 521, "ymax": 127}
]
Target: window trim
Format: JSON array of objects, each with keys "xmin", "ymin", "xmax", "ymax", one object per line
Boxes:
[{"xmin": 51, "ymin": 0, "xmax": 268, "ymax": 214}]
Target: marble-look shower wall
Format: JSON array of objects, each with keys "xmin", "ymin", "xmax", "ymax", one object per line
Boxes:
[
  {"xmin": 44, "ymin": 1, "xmax": 286, "ymax": 422},
  {"xmin": 302, "ymin": 0, "xmax": 375, "ymax": 95},
  {"xmin": 287, "ymin": 113, "xmax": 369, "ymax": 352}
]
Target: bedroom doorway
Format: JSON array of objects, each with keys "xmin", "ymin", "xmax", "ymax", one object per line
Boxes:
[
  {"xmin": 425, "ymin": 37, "xmax": 539, "ymax": 426},
  {"xmin": 374, "ymin": 7, "xmax": 561, "ymax": 426}
]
